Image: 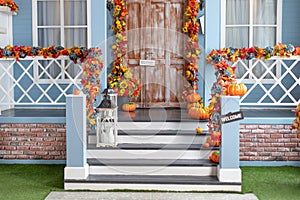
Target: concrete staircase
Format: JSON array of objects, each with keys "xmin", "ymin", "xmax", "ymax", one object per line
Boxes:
[{"xmin": 64, "ymin": 121, "xmax": 241, "ymax": 192}]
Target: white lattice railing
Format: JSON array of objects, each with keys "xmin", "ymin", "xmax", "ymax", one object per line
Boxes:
[
  {"xmin": 0, "ymin": 56, "xmax": 82, "ymax": 113},
  {"xmin": 233, "ymin": 56, "xmax": 300, "ymax": 107}
]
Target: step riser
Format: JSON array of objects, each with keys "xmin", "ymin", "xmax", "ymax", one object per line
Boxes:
[
  {"xmin": 64, "ymin": 183, "xmax": 241, "ymax": 192},
  {"xmin": 118, "ymin": 122, "xmax": 207, "ymax": 131},
  {"xmin": 89, "ymin": 166, "xmax": 217, "ymax": 176},
  {"xmin": 87, "ymin": 149, "xmax": 212, "ymax": 160},
  {"xmin": 88, "ymin": 135, "xmax": 208, "ymax": 145}
]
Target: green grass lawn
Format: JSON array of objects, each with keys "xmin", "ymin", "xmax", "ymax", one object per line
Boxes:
[{"xmin": 0, "ymin": 165, "xmax": 299, "ymax": 200}]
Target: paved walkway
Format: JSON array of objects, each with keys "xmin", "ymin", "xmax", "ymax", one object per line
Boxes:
[{"xmin": 46, "ymin": 192, "xmax": 259, "ymax": 200}]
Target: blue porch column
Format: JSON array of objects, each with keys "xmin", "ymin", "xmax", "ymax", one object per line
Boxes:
[
  {"xmin": 218, "ymin": 96, "xmax": 242, "ymax": 183},
  {"xmin": 91, "ymin": 0, "xmax": 107, "ymax": 91},
  {"xmin": 64, "ymin": 95, "xmax": 88, "ymax": 180},
  {"xmin": 204, "ymin": 0, "xmax": 220, "ymax": 105}
]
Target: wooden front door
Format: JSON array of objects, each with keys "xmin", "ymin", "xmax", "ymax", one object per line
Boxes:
[{"xmin": 126, "ymin": 0, "xmax": 186, "ymax": 108}]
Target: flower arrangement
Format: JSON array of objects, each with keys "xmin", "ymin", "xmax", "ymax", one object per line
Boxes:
[
  {"xmin": 109, "ymin": 70, "xmax": 141, "ymax": 99},
  {"xmin": 206, "ymin": 43, "xmax": 300, "ymax": 147},
  {"xmin": 109, "ymin": 0, "xmax": 130, "ymax": 90},
  {"xmin": 182, "ymin": 0, "xmax": 201, "ymax": 99},
  {"xmin": 0, "ymin": 45, "xmax": 91, "ymax": 62},
  {"xmin": 80, "ymin": 49, "xmax": 103, "ymax": 124},
  {"xmin": 0, "ymin": 0, "xmax": 18, "ymax": 13},
  {"xmin": 0, "ymin": 45, "xmax": 103, "ymax": 124}
]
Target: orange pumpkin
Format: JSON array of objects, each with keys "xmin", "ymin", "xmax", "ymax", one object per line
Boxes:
[
  {"xmin": 186, "ymin": 93, "xmax": 201, "ymax": 103},
  {"xmin": 227, "ymin": 83, "xmax": 247, "ymax": 96},
  {"xmin": 188, "ymin": 107, "xmax": 210, "ymax": 119},
  {"xmin": 202, "ymin": 142, "xmax": 210, "ymax": 148},
  {"xmin": 122, "ymin": 103, "xmax": 136, "ymax": 112},
  {"xmin": 187, "ymin": 102, "xmax": 203, "ymax": 110},
  {"xmin": 209, "ymin": 151, "xmax": 220, "ymax": 163}
]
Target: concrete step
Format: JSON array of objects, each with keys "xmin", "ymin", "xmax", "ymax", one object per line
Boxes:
[
  {"xmin": 87, "ymin": 144, "xmax": 219, "ymax": 160},
  {"xmin": 64, "ymin": 174, "xmax": 241, "ymax": 192},
  {"xmin": 88, "ymin": 133, "xmax": 209, "ymax": 145},
  {"xmin": 118, "ymin": 121, "xmax": 208, "ymax": 131},
  {"xmin": 88, "ymin": 158, "xmax": 217, "ymax": 176}
]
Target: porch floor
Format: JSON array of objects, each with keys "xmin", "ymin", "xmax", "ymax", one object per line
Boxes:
[{"xmin": 0, "ymin": 108, "xmax": 295, "ymax": 121}]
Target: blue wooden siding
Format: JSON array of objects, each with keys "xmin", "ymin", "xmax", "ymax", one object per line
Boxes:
[
  {"xmin": 12, "ymin": 0, "xmax": 32, "ymax": 46},
  {"xmin": 282, "ymin": 0, "xmax": 300, "ymax": 46}
]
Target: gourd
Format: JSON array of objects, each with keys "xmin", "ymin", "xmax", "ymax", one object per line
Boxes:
[
  {"xmin": 227, "ymin": 83, "xmax": 247, "ymax": 96},
  {"xmin": 188, "ymin": 107, "xmax": 210, "ymax": 119},
  {"xmin": 186, "ymin": 93, "xmax": 201, "ymax": 103},
  {"xmin": 122, "ymin": 103, "xmax": 136, "ymax": 112},
  {"xmin": 209, "ymin": 151, "xmax": 220, "ymax": 163}
]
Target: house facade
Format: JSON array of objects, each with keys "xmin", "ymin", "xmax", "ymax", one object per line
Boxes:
[{"xmin": 0, "ymin": 0, "xmax": 299, "ymax": 191}]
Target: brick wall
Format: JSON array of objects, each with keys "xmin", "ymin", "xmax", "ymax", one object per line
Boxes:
[
  {"xmin": 0, "ymin": 124, "xmax": 66, "ymax": 160},
  {"xmin": 240, "ymin": 124, "xmax": 300, "ymax": 161}
]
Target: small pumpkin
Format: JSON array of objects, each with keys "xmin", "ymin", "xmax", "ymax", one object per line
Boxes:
[
  {"xmin": 196, "ymin": 127, "xmax": 203, "ymax": 134},
  {"xmin": 188, "ymin": 107, "xmax": 210, "ymax": 119},
  {"xmin": 227, "ymin": 83, "xmax": 247, "ymax": 96},
  {"xmin": 122, "ymin": 103, "xmax": 136, "ymax": 112},
  {"xmin": 186, "ymin": 93, "xmax": 201, "ymax": 103},
  {"xmin": 202, "ymin": 142, "xmax": 210, "ymax": 148},
  {"xmin": 187, "ymin": 102, "xmax": 203, "ymax": 110},
  {"xmin": 209, "ymin": 151, "xmax": 220, "ymax": 163}
]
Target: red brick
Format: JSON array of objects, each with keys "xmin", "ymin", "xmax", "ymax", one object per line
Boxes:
[
  {"xmin": 16, "ymin": 155, "xmax": 30, "ymax": 159},
  {"xmin": 258, "ymin": 125, "xmax": 272, "ymax": 129},
  {"xmin": 285, "ymin": 152, "xmax": 299, "ymax": 157},
  {"xmin": 17, "ymin": 128, "xmax": 31, "ymax": 132},
  {"xmin": 252, "ymin": 129, "xmax": 265, "ymax": 134},
  {"xmin": 278, "ymin": 138, "xmax": 291, "ymax": 143},
  {"xmin": 17, "ymin": 146, "xmax": 30, "ymax": 150},
  {"xmin": 250, "ymin": 147, "xmax": 264, "ymax": 152},
  {"xmin": 265, "ymin": 129, "xmax": 278, "ymax": 134},
  {"xmin": 24, "ymin": 150, "xmax": 36, "ymax": 155},
  {"xmin": 31, "ymin": 128, "xmax": 44, "ymax": 133},
  {"xmin": 242, "ymin": 133, "xmax": 256, "ymax": 138},
  {"xmin": 288, "ymin": 157, "xmax": 300, "ymax": 161},
  {"xmin": 245, "ymin": 152, "xmax": 258, "ymax": 156},
  {"xmin": 263, "ymin": 157, "xmax": 276, "ymax": 161},
  {"xmin": 55, "ymin": 137, "xmax": 66, "ymax": 142},
  {"xmin": 264, "ymin": 147, "xmax": 277, "ymax": 152},
  {"xmin": 265, "ymin": 139, "xmax": 278, "ymax": 143},
  {"xmin": 271, "ymin": 143, "xmax": 285, "ymax": 147},
  {"xmin": 49, "ymin": 151, "xmax": 61, "ymax": 156},
  {"xmin": 284, "ymin": 125, "xmax": 292, "ymax": 129},
  {"xmin": 278, "ymin": 147, "xmax": 291, "ymax": 152},
  {"xmin": 4, "ymin": 146, "xmax": 16, "ymax": 150},
  {"xmin": 243, "ymin": 143, "xmax": 258, "ymax": 147},
  {"xmin": 57, "ymin": 128, "xmax": 66, "ymax": 133},
  {"xmin": 270, "ymin": 134, "xmax": 283, "ymax": 138},
  {"xmin": 240, "ymin": 156, "xmax": 250, "ymax": 161},
  {"xmin": 24, "ymin": 142, "xmax": 37, "ymax": 146},
  {"xmin": 43, "ymin": 137, "xmax": 55, "ymax": 142},
  {"xmin": 240, "ymin": 125, "xmax": 246, "ymax": 129},
  {"xmin": 278, "ymin": 129, "xmax": 292, "ymax": 134},
  {"xmin": 30, "ymin": 146, "xmax": 43, "ymax": 151},
  {"xmin": 249, "ymin": 157, "xmax": 263, "ymax": 161},
  {"xmin": 256, "ymin": 134, "xmax": 270, "ymax": 138},
  {"xmin": 285, "ymin": 143, "xmax": 297, "ymax": 148},
  {"xmin": 271, "ymin": 125, "xmax": 284, "ymax": 129},
  {"xmin": 258, "ymin": 143, "xmax": 271, "ymax": 147},
  {"xmin": 240, "ymin": 147, "xmax": 251, "ymax": 152},
  {"xmin": 271, "ymin": 152, "xmax": 284, "ymax": 157},
  {"xmin": 55, "ymin": 146, "xmax": 66, "ymax": 151},
  {"xmin": 44, "ymin": 146, "xmax": 55, "ymax": 151},
  {"xmin": 11, "ymin": 150, "xmax": 23, "ymax": 155},
  {"xmin": 258, "ymin": 152, "xmax": 272, "ymax": 156},
  {"xmin": 4, "ymin": 155, "xmax": 16, "ymax": 159},
  {"xmin": 291, "ymin": 138, "xmax": 300, "ymax": 143},
  {"xmin": 35, "ymin": 151, "xmax": 48, "ymax": 156},
  {"xmin": 284, "ymin": 134, "xmax": 297, "ymax": 138},
  {"xmin": 240, "ymin": 138, "xmax": 252, "ymax": 142},
  {"xmin": 0, "ymin": 124, "xmax": 11, "ymax": 128},
  {"xmin": 37, "ymin": 142, "xmax": 52, "ymax": 146},
  {"xmin": 245, "ymin": 125, "xmax": 258, "ymax": 129}
]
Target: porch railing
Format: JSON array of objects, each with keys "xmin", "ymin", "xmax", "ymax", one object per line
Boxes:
[
  {"xmin": 0, "ymin": 56, "xmax": 82, "ymax": 113},
  {"xmin": 233, "ymin": 56, "xmax": 300, "ymax": 107}
]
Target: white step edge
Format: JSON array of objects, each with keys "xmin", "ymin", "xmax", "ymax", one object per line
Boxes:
[
  {"xmin": 118, "ymin": 122, "xmax": 207, "ymax": 131},
  {"xmin": 64, "ymin": 183, "xmax": 241, "ymax": 192},
  {"xmin": 87, "ymin": 149, "xmax": 212, "ymax": 160},
  {"xmin": 89, "ymin": 166, "xmax": 217, "ymax": 176},
  {"xmin": 88, "ymin": 135, "xmax": 208, "ymax": 145}
]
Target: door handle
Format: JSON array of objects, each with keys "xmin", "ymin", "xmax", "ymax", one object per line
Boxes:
[{"xmin": 145, "ymin": 51, "xmax": 153, "ymax": 60}]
